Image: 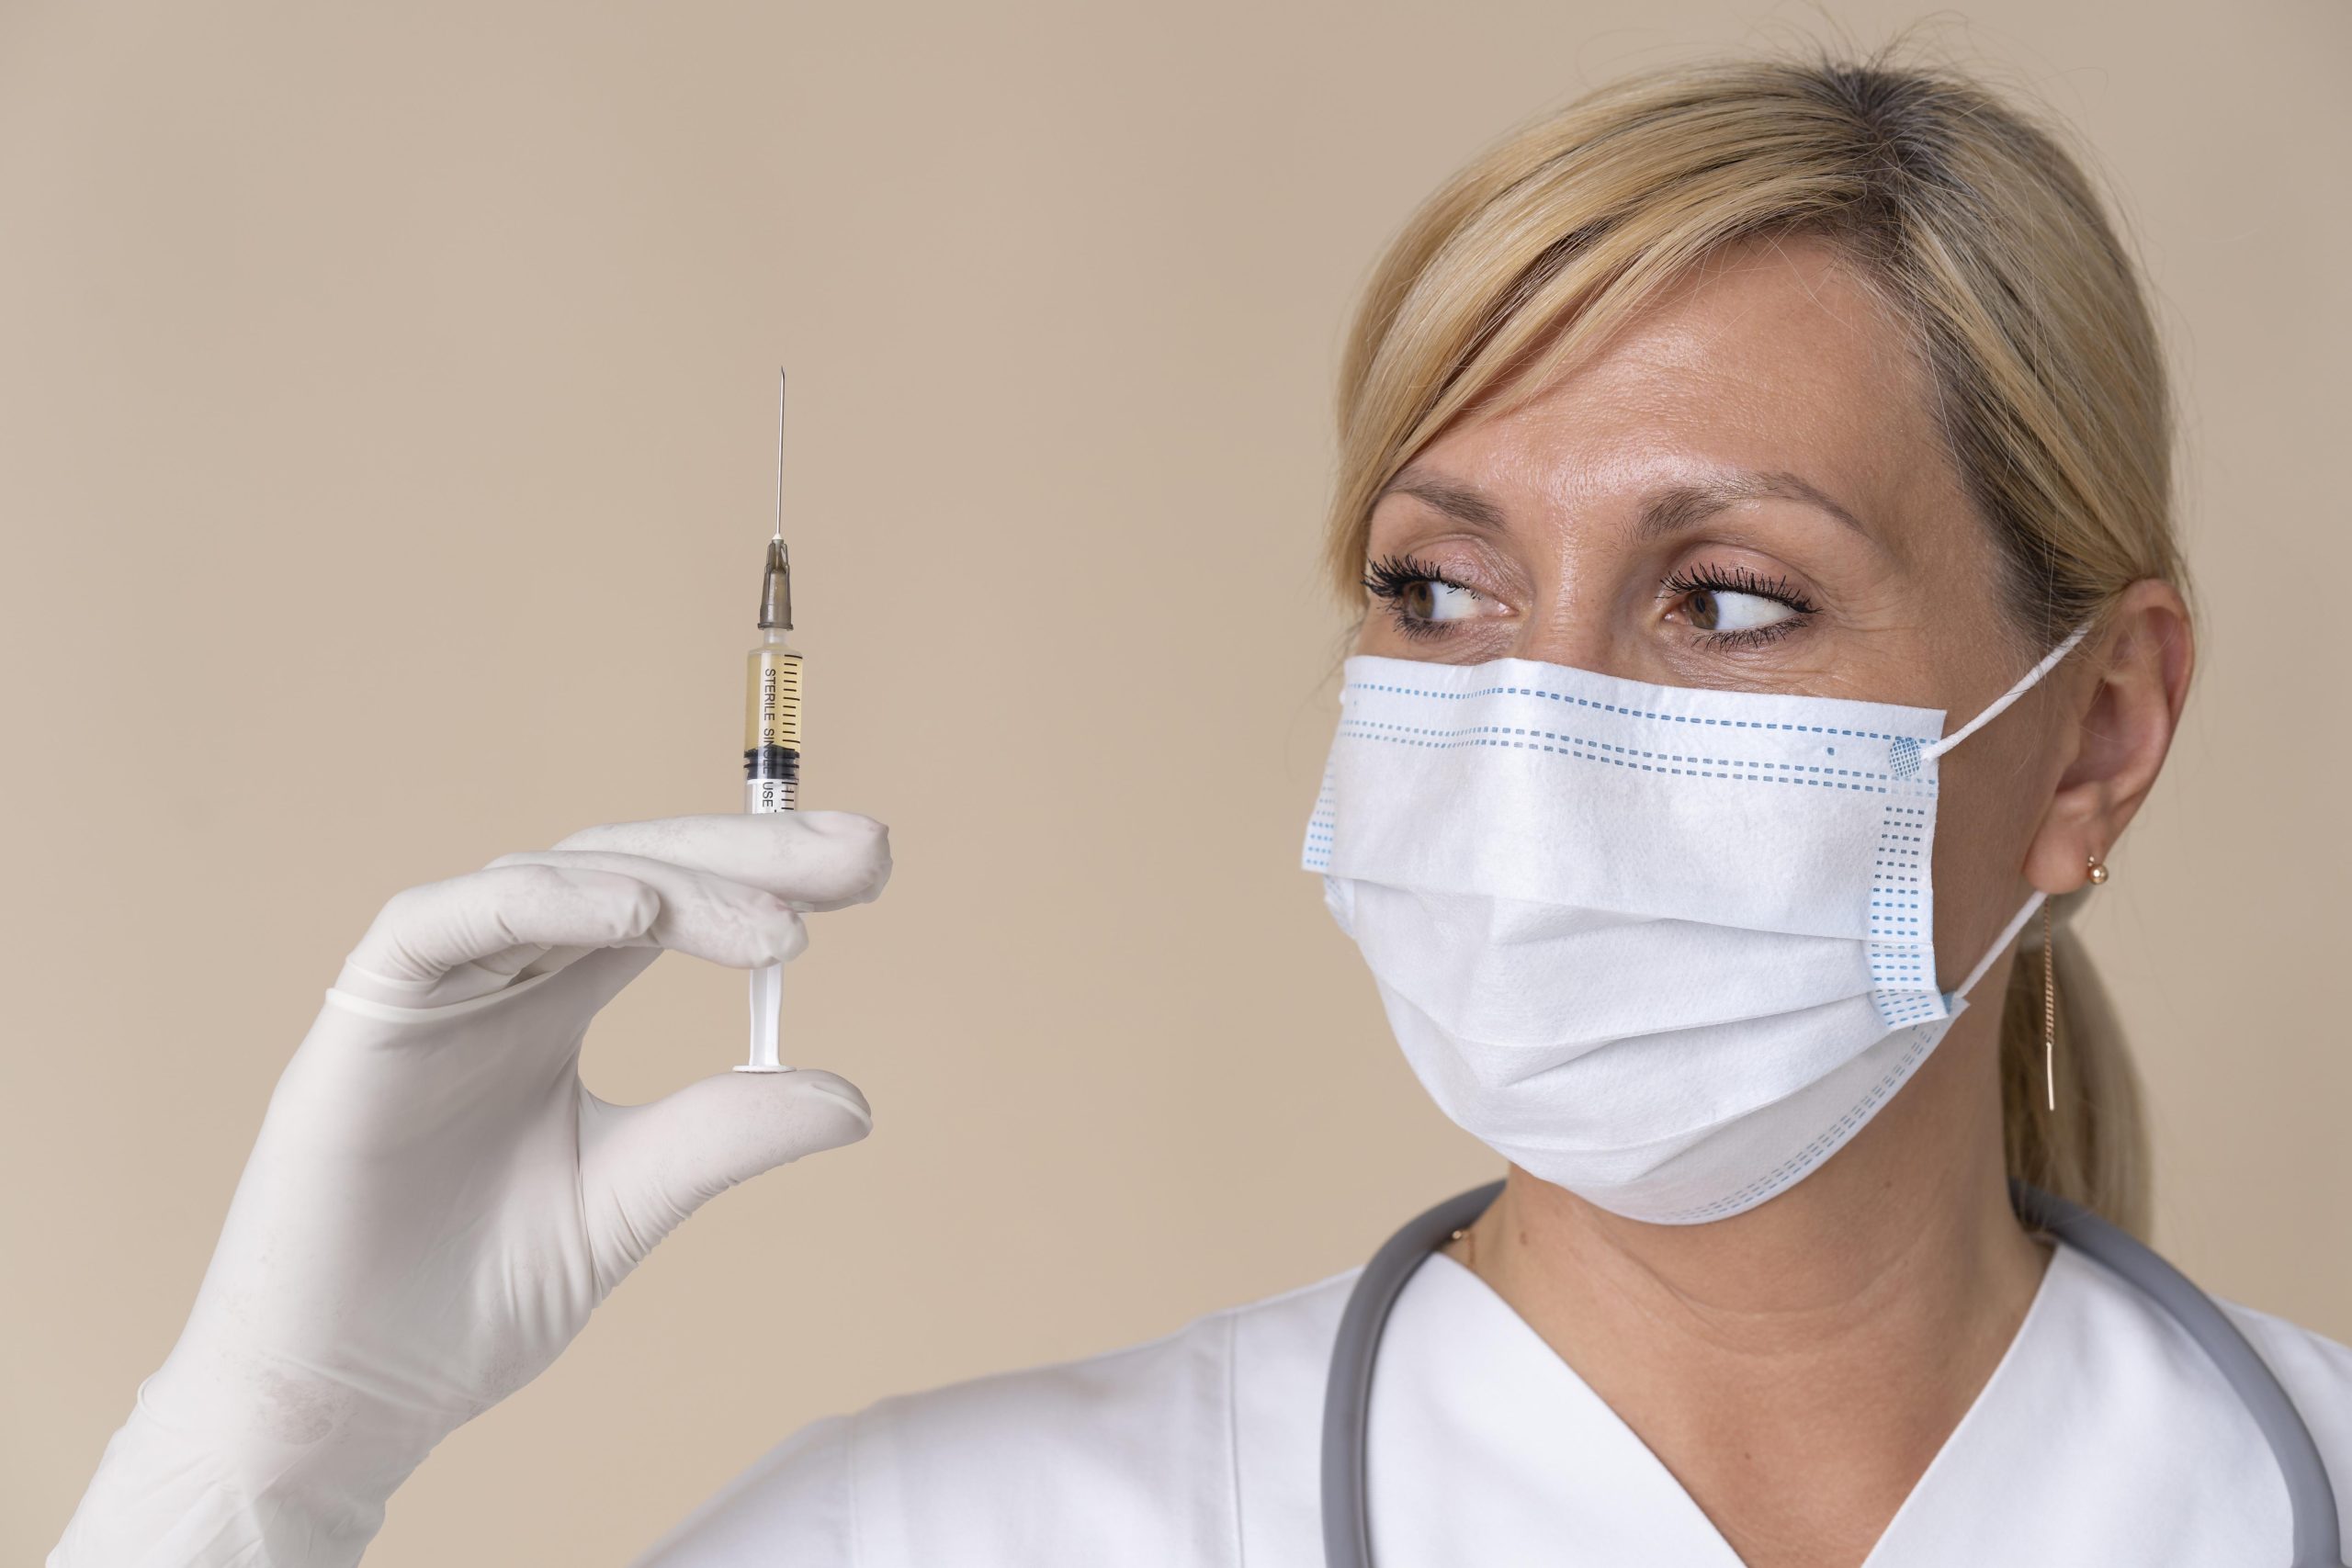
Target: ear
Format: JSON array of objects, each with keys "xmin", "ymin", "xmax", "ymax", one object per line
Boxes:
[{"xmin": 2023, "ymin": 580, "xmax": 2194, "ymax": 895}]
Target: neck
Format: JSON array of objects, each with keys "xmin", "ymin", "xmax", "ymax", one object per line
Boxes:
[{"xmin": 1450, "ymin": 993, "xmax": 2051, "ymax": 1566}]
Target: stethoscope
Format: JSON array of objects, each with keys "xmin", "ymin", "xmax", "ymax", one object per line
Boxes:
[{"xmin": 1322, "ymin": 1180, "xmax": 2346, "ymax": 1568}]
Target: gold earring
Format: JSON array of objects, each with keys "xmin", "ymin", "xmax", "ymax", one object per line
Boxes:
[
  {"xmin": 2041, "ymin": 900, "xmax": 2058, "ymax": 1112},
  {"xmin": 2086, "ymin": 853, "xmax": 2109, "ymax": 886}
]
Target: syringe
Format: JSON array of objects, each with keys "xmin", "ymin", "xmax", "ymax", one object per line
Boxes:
[{"xmin": 738, "ymin": 369, "xmax": 802, "ymax": 1074}]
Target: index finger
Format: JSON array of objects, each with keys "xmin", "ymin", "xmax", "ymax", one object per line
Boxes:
[{"xmin": 546, "ymin": 811, "xmax": 891, "ymax": 911}]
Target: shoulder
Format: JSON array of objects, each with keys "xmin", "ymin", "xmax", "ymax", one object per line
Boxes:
[
  {"xmin": 2217, "ymin": 1292, "xmax": 2352, "ymax": 1413},
  {"xmin": 2215, "ymin": 1292, "xmax": 2352, "ymax": 1524},
  {"xmin": 2052, "ymin": 1240, "xmax": 2352, "ymax": 1537},
  {"xmin": 632, "ymin": 1269, "xmax": 1357, "ymax": 1568}
]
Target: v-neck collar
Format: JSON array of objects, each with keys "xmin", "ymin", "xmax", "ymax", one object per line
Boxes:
[{"xmin": 1365, "ymin": 1241, "xmax": 2073, "ymax": 1567}]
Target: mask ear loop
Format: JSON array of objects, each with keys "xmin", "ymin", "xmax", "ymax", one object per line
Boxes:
[
  {"xmin": 1929, "ymin": 624, "xmax": 2092, "ymax": 1010},
  {"xmin": 1917, "ymin": 624, "xmax": 2091, "ymax": 761},
  {"xmin": 1944, "ymin": 888, "xmax": 2048, "ymax": 1010}
]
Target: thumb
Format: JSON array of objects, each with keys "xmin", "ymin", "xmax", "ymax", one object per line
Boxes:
[{"xmin": 577, "ymin": 1068, "xmax": 872, "ymax": 1292}]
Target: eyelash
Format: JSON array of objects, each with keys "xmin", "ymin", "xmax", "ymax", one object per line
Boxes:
[
  {"xmin": 1657, "ymin": 562, "xmax": 1820, "ymax": 649},
  {"xmin": 1361, "ymin": 554, "xmax": 1823, "ymax": 649},
  {"xmin": 1361, "ymin": 553, "xmax": 1474, "ymax": 641}
]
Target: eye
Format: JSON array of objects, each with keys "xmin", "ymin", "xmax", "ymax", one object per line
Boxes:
[
  {"xmin": 1659, "ymin": 563, "xmax": 1818, "ymax": 647},
  {"xmin": 1686, "ymin": 586, "xmax": 1794, "ymax": 633},
  {"xmin": 1400, "ymin": 579, "xmax": 1481, "ymax": 622},
  {"xmin": 1363, "ymin": 553, "xmax": 1493, "ymax": 638}
]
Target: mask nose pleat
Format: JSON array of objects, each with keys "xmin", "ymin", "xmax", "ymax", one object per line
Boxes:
[{"xmin": 1321, "ymin": 722, "xmax": 1928, "ymax": 948}]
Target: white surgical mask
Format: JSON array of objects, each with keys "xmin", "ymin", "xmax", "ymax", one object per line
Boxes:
[{"xmin": 1303, "ymin": 627, "xmax": 2086, "ymax": 1225}]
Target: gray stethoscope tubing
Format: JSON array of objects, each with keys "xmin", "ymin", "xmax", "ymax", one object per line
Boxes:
[{"xmin": 1321, "ymin": 1179, "xmax": 2346, "ymax": 1568}]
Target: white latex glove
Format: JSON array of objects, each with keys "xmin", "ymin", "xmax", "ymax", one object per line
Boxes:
[{"xmin": 51, "ymin": 811, "xmax": 891, "ymax": 1568}]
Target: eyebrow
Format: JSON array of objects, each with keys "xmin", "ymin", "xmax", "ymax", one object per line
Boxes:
[
  {"xmin": 1634, "ymin": 471, "xmax": 1871, "ymax": 541},
  {"xmin": 1376, "ymin": 466, "xmax": 1872, "ymax": 541},
  {"xmin": 1378, "ymin": 470, "xmax": 1511, "ymax": 533}
]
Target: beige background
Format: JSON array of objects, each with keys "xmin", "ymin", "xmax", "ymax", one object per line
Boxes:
[{"xmin": 4, "ymin": 1, "xmax": 2346, "ymax": 1560}]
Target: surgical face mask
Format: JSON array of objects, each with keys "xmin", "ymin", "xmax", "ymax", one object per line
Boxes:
[{"xmin": 1302, "ymin": 628, "xmax": 2086, "ymax": 1225}]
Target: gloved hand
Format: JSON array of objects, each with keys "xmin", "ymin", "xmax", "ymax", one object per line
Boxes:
[{"xmin": 51, "ymin": 812, "xmax": 892, "ymax": 1568}]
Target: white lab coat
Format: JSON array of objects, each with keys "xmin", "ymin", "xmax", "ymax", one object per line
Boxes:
[{"xmin": 637, "ymin": 1239, "xmax": 2352, "ymax": 1566}]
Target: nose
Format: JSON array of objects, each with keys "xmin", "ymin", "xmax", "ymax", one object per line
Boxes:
[{"xmin": 1499, "ymin": 564, "xmax": 1625, "ymax": 678}]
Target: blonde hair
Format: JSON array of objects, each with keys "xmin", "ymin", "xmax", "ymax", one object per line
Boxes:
[{"xmin": 1324, "ymin": 45, "xmax": 2179, "ymax": 1235}]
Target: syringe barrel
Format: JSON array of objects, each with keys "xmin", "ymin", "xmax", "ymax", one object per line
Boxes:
[{"xmin": 743, "ymin": 635, "xmax": 802, "ymax": 811}]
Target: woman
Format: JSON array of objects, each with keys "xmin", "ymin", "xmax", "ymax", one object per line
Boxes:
[{"xmin": 53, "ymin": 49, "xmax": 2351, "ymax": 1568}]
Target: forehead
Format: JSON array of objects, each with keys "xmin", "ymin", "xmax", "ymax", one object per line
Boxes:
[{"xmin": 1417, "ymin": 236, "xmax": 1961, "ymax": 542}]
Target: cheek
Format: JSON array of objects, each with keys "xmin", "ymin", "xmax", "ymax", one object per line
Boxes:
[{"xmin": 1927, "ymin": 741, "xmax": 2053, "ymax": 974}]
